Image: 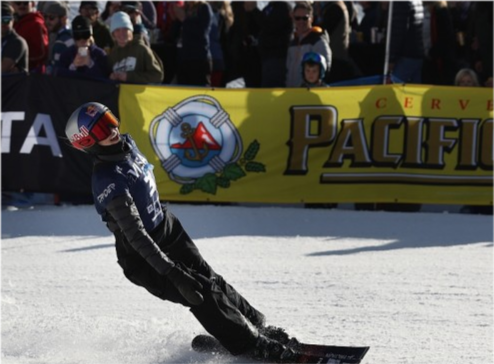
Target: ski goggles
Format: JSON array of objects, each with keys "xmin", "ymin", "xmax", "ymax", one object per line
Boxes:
[
  {"xmin": 89, "ymin": 110, "xmax": 119, "ymax": 142},
  {"xmin": 71, "ymin": 108, "xmax": 119, "ymax": 150},
  {"xmin": 302, "ymin": 52, "xmax": 324, "ymax": 65}
]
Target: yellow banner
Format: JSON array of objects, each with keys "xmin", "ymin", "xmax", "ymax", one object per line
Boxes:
[{"xmin": 118, "ymin": 84, "xmax": 493, "ymax": 205}]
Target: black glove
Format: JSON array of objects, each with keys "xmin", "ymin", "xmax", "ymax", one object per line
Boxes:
[{"xmin": 167, "ymin": 266, "xmax": 204, "ymax": 306}]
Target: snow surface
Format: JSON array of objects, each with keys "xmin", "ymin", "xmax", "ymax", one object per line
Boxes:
[{"xmin": 1, "ymin": 204, "xmax": 493, "ymax": 364}]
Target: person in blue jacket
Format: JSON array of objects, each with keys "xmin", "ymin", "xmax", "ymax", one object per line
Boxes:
[{"xmin": 64, "ymin": 101, "xmax": 298, "ymax": 362}]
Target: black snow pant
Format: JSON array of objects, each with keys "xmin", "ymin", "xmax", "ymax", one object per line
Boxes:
[{"xmin": 114, "ymin": 209, "xmax": 264, "ymax": 355}]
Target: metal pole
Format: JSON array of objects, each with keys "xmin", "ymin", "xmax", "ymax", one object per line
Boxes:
[{"xmin": 383, "ymin": 1, "xmax": 394, "ymax": 84}]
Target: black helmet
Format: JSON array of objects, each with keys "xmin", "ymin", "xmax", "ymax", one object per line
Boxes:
[{"xmin": 65, "ymin": 102, "xmax": 119, "ymax": 153}]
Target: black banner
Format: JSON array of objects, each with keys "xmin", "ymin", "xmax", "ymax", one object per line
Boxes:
[{"xmin": 1, "ymin": 74, "xmax": 119, "ymax": 195}]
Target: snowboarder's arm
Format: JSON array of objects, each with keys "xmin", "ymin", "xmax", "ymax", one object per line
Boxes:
[
  {"xmin": 106, "ymin": 194, "xmax": 204, "ymax": 305},
  {"xmin": 106, "ymin": 194, "xmax": 174, "ymax": 275}
]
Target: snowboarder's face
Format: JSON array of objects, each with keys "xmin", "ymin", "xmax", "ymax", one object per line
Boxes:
[{"xmin": 98, "ymin": 127, "xmax": 121, "ymax": 146}]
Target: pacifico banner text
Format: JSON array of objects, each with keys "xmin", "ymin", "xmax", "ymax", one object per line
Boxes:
[{"xmin": 118, "ymin": 84, "xmax": 493, "ymax": 205}]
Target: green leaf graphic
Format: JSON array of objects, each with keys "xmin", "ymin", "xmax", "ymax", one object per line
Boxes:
[
  {"xmin": 180, "ymin": 183, "xmax": 195, "ymax": 195},
  {"xmin": 223, "ymin": 163, "xmax": 246, "ymax": 181},
  {"xmin": 196, "ymin": 173, "xmax": 218, "ymax": 194},
  {"xmin": 245, "ymin": 161, "xmax": 266, "ymax": 172},
  {"xmin": 243, "ymin": 140, "xmax": 260, "ymax": 161},
  {"xmin": 176, "ymin": 139, "xmax": 266, "ymax": 196},
  {"xmin": 217, "ymin": 177, "xmax": 231, "ymax": 188}
]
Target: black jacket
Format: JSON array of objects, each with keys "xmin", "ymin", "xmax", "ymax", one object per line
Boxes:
[{"xmin": 389, "ymin": 0, "xmax": 424, "ymax": 62}]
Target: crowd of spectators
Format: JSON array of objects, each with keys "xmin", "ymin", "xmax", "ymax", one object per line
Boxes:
[
  {"xmin": 2, "ymin": 1, "xmax": 491, "ymax": 212},
  {"xmin": 1, "ymin": 1, "xmax": 492, "ymax": 88}
]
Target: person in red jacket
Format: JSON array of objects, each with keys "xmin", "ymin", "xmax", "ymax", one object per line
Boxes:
[{"xmin": 12, "ymin": 1, "xmax": 48, "ymax": 73}]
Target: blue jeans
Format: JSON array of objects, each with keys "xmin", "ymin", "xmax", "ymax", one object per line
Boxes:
[{"xmin": 393, "ymin": 57, "xmax": 423, "ymax": 84}]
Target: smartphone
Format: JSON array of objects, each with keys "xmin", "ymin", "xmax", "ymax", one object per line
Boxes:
[{"xmin": 78, "ymin": 47, "xmax": 88, "ymax": 57}]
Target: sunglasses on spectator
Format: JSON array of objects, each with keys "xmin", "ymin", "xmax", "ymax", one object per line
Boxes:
[
  {"xmin": 45, "ymin": 15, "xmax": 59, "ymax": 21},
  {"xmin": 2, "ymin": 16, "xmax": 13, "ymax": 24},
  {"xmin": 73, "ymin": 31, "xmax": 91, "ymax": 40},
  {"xmin": 294, "ymin": 15, "xmax": 310, "ymax": 21}
]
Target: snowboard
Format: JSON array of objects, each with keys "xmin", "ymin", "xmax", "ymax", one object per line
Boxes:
[{"xmin": 191, "ymin": 334, "xmax": 370, "ymax": 364}]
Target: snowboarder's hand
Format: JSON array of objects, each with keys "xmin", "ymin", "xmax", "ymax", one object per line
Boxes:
[{"xmin": 167, "ymin": 266, "xmax": 204, "ymax": 306}]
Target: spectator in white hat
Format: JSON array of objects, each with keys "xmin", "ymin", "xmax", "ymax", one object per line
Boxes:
[{"xmin": 108, "ymin": 11, "xmax": 163, "ymax": 83}]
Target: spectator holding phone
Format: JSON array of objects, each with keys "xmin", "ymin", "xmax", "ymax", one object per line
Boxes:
[
  {"xmin": 57, "ymin": 15, "xmax": 110, "ymax": 80},
  {"xmin": 79, "ymin": 1, "xmax": 114, "ymax": 55}
]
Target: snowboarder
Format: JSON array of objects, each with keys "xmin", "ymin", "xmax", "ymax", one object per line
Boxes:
[{"xmin": 64, "ymin": 102, "xmax": 297, "ymax": 362}]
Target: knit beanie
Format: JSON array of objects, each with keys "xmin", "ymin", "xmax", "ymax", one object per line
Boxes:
[{"xmin": 110, "ymin": 11, "xmax": 134, "ymax": 33}]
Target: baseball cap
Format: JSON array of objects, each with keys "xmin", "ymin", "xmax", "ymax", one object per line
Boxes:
[
  {"xmin": 45, "ymin": 2, "xmax": 68, "ymax": 17},
  {"xmin": 79, "ymin": 1, "xmax": 98, "ymax": 10},
  {"xmin": 121, "ymin": 1, "xmax": 140, "ymax": 12},
  {"xmin": 72, "ymin": 15, "xmax": 92, "ymax": 39}
]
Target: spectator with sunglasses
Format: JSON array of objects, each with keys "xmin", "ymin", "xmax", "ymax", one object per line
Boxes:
[
  {"xmin": 43, "ymin": 2, "xmax": 73, "ymax": 73},
  {"xmin": 12, "ymin": 1, "xmax": 48, "ymax": 73},
  {"xmin": 286, "ymin": 2, "xmax": 331, "ymax": 87},
  {"xmin": 57, "ymin": 15, "xmax": 110, "ymax": 80},
  {"xmin": 1, "ymin": 2, "xmax": 28, "ymax": 74}
]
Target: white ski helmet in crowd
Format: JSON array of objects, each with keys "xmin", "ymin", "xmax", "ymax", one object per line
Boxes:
[
  {"xmin": 65, "ymin": 102, "xmax": 120, "ymax": 153},
  {"xmin": 301, "ymin": 51, "xmax": 327, "ymax": 80}
]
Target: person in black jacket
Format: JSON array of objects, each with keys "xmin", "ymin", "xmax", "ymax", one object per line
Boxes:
[
  {"xmin": 422, "ymin": 1, "xmax": 457, "ymax": 85},
  {"xmin": 258, "ymin": 1, "xmax": 293, "ymax": 87},
  {"xmin": 64, "ymin": 101, "xmax": 298, "ymax": 363},
  {"xmin": 388, "ymin": 0, "xmax": 425, "ymax": 83}
]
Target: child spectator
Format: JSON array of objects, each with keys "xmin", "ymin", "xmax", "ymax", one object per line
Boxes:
[{"xmin": 300, "ymin": 51, "xmax": 328, "ymax": 88}]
